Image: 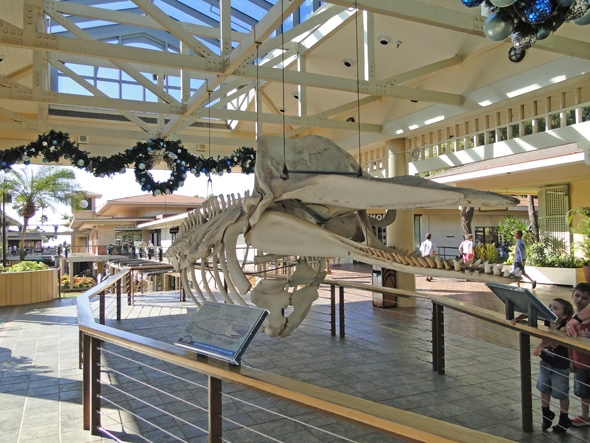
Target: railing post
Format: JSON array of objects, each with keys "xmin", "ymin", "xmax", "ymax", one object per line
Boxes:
[
  {"xmin": 339, "ymin": 285, "xmax": 345, "ymax": 338},
  {"xmin": 83, "ymin": 334, "xmax": 102, "ymax": 434},
  {"xmin": 432, "ymin": 302, "xmax": 445, "ymax": 375},
  {"xmin": 116, "ymin": 279, "xmax": 121, "ymax": 321},
  {"xmin": 83, "ymin": 333, "xmax": 90, "ymax": 430},
  {"xmin": 79, "ymin": 330, "xmax": 84, "ymax": 369},
  {"xmin": 519, "ymin": 332, "xmax": 533, "ymax": 432},
  {"xmin": 330, "ymin": 284, "xmax": 335, "ymax": 336},
  {"xmin": 209, "ymin": 376, "xmax": 222, "ymax": 443},
  {"xmin": 99, "ymin": 291, "xmax": 105, "ymax": 325},
  {"xmin": 127, "ymin": 272, "xmax": 133, "ymax": 306}
]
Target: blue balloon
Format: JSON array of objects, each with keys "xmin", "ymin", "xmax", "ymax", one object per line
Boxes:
[
  {"xmin": 484, "ymin": 13, "xmax": 514, "ymax": 41},
  {"xmin": 522, "ymin": 0, "xmax": 555, "ymax": 24}
]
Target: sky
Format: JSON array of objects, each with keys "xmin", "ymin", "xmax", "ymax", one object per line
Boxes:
[{"xmin": 2, "ymin": 164, "xmax": 256, "ymax": 233}]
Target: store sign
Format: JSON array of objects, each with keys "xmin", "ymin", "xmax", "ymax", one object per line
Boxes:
[
  {"xmin": 169, "ymin": 226, "xmax": 180, "ymax": 234},
  {"xmin": 114, "ymin": 226, "xmax": 138, "ymax": 231}
]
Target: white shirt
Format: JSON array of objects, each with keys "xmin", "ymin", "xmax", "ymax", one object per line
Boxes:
[
  {"xmin": 459, "ymin": 240, "xmax": 473, "ymax": 255},
  {"xmin": 420, "ymin": 239, "xmax": 437, "ymax": 257}
]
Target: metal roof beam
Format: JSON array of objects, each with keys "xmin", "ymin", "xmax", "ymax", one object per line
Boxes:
[
  {"xmin": 328, "ymin": 0, "xmax": 590, "ymax": 59},
  {"xmin": 48, "ymin": 1, "xmax": 248, "ymax": 42}
]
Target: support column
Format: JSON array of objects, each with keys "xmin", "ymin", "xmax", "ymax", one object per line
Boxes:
[{"xmin": 385, "ymin": 139, "xmax": 416, "ymax": 307}]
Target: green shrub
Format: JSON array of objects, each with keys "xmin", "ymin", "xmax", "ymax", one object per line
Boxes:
[
  {"xmin": 569, "ymin": 207, "xmax": 590, "ymax": 265},
  {"xmin": 474, "ymin": 244, "xmax": 501, "ymax": 263},
  {"xmin": 527, "ymin": 238, "xmax": 583, "ymax": 268},
  {"xmin": 497, "ymin": 216, "xmax": 532, "ymax": 248},
  {"xmin": 6, "ymin": 261, "xmax": 50, "ymax": 273}
]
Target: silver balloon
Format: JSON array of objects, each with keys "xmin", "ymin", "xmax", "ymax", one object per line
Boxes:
[
  {"xmin": 490, "ymin": 0, "xmax": 516, "ymax": 6},
  {"xmin": 512, "ymin": 31, "xmax": 538, "ymax": 49},
  {"xmin": 574, "ymin": 7, "xmax": 590, "ymax": 24},
  {"xmin": 566, "ymin": 0, "xmax": 590, "ymax": 21},
  {"xmin": 536, "ymin": 27, "xmax": 552, "ymax": 39},
  {"xmin": 484, "ymin": 13, "xmax": 515, "ymax": 41}
]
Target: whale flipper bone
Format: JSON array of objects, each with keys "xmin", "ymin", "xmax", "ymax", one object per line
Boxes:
[{"xmin": 189, "ymin": 266, "xmax": 208, "ymax": 304}]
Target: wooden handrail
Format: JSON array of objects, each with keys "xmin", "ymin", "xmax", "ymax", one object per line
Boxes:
[
  {"xmin": 77, "ymin": 322, "xmax": 510, "ymax": 443},
  {"xmin": 77, "ymin": 274, "xmax": 512, "ymax": 442}
]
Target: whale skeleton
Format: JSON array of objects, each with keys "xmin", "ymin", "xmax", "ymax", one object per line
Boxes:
[{"xmin": 165, "ymin": 135, "xmax": 520, "ymax": 338}]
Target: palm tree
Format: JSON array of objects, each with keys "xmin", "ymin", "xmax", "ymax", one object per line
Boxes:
[{"xmin": 1, "ymin": 166, "xmax": 83, "ymax": 261}]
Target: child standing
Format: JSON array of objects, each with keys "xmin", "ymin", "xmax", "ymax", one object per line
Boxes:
[
  {"xmin": 512, "ymin": 298, "xmax": 574, "ymax": 432},
  {"xmin": 570, "ymin": 283, "xmax": 590, "ymax": 427},
  {"xmin": 458, "ymin": 234, "xmax": 474, "ymax": 263}
]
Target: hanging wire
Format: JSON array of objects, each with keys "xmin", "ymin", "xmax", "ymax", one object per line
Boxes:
[
  {"xmin": 206, "ymin": 80, "xmax": 213, "ymax": 197},
  {"xmin": 353, "ymin": 0, "xmax": 362, "ymax": 177},
  {"xmin": 279, "ymin": 0, "xmax": 363, "ymax": 178},
  {"xmin": 280, "ymin": 0, "xmax": 289, "ymax": 180},
  {"xmin": 255, "ymin": 38, "xmax": 260, "ymax": 140}
]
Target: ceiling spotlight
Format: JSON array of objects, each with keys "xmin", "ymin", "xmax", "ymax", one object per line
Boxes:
[
  {"xmin": 342, "ymin": 58, "xmax": 355, "ymax": 68},
  {"xmin": 508, "ymin": 46, "xmax": 526, "ymax": 63},
  {"xmin": 292, "ymin": 92, "xmax": 299, "ymax": 100},
  {"xmin": 346, "ymin": 117, "xmax": 355, "ymax": 123},
  {"xmin": 378, "ymin": 35, "xmax": 392, "ymax": 46}
]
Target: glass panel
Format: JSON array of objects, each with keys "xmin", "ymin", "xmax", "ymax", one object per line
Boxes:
[
  {"xmin": 122, "ymin": 84, "xmax": 144, "ymax": 101},
  {"xmin": 190, "ymin": 78, "xmax": 204, "ymax": 89},
  {"xmin": 97, "ymin": 80, "xmax": 120, "ymax": 98},
  {"xmin": 167, "ymin": 76, "xmax": 180, "ymax": 87},
  {"xmin": 168, "ymin": 88, "xmax": 181, "ymax": 101},
  {"xmin": 58, "ymin": 77, "xmax": 93, "ymax": 96},
  {"xmin": 145, "ymin": 90, "xmax": 157, "ymax": 102},
  {"xmin": 300, "ymin": 0, "xmax": 313, "ymax": 22},
  {"xmin": 64, "ymin": 63, "xmax": 94, "ymax": 76},
  {"xmin": 122, "ymin": 72, "xmax": 135, "ymax": 82},
  {"xmin": 97, "ymin": 67, "xmax": 119, "ymax": 80},
  {"xmin": 233, "ymin": 0, "xmax": 272, "ymax": 21}
]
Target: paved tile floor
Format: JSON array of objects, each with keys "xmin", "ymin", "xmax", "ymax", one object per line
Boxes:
[{"xmin": 0, "ymin": 263, "xmax": 589, "ymax": 442}]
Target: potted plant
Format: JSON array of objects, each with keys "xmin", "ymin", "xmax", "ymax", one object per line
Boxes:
[{"xmin": 569, "ymin": 207, "xmax": 590, "ymax": 283}]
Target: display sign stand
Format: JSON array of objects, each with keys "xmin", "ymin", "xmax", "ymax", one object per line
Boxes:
[
  {"xmin": 486, "ymin": 283, "xmax": 556, "ymax": 327},
  {"xmin": 176, "ymin": 302, "xmax": 268, "ymax": 365}
]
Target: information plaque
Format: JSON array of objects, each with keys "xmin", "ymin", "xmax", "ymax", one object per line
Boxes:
[
  {"xmin": 176, "ymin": 302, "xmax": 268, "ymax": 365},
  {"xmin": 486, "ymin": 282, "xmax": 556, "ymax": 327}
]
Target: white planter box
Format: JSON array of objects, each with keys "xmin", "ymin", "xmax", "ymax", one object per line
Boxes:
[{"xmin": 521, "ymin": 266, "xmax": 585, "ymax": 287}]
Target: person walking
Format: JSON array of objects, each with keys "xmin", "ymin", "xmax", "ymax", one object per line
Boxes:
[
  {"xmin": 514, "ymin": 230, "xmax": 536, "ymax": 289},
  {"xmin": 419, "ymin": 233, "xmax": 437, "ymax": 282}
]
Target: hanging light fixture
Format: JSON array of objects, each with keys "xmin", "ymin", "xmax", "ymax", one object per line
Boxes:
[{"xmin": 461, "ymin": 0, "xmax": 590, "ymax": 58}]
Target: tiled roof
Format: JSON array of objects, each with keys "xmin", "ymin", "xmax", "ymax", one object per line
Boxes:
[{"xmin": 107, "ymin": 194, "xmax": 206, "ymax": 204}]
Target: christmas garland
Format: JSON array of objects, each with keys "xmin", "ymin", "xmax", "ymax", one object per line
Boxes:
[{"xmin": 0, "ymin": 130, "xmax": 256, "ymax": 196}]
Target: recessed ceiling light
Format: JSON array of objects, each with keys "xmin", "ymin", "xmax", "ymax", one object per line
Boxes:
[
  {"xmin": 378, "ymin": 35, "xmax": 392, "ymax": 46},
  {"xmin": 346, "ymin": 117, "xmax": 355, "ymax": 122},
  {"xmin": 292, "ymin": 92, "xmax": 299, "ymax": 99},
  {"xmin": 342, "ymin": 58, "xmax": 355, "ymax": 68}
]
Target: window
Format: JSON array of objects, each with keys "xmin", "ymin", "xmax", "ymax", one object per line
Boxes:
[{"xmin": 538, "ymin": 185, "xmax": 570, "ymax": 251}]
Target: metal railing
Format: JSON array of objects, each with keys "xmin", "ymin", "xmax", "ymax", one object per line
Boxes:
[
  {"xmin": 323, "ymin": 278, "xmax": 590, "ymax": 435},
  {"xmin": 77, "ymin": 272, "xmax": 517, "ymax": 442}
]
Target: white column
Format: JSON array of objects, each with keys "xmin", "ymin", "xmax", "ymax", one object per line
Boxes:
[{"xmin": 385, "ymin": 139, "xmax": 416, "ymax": 306}]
